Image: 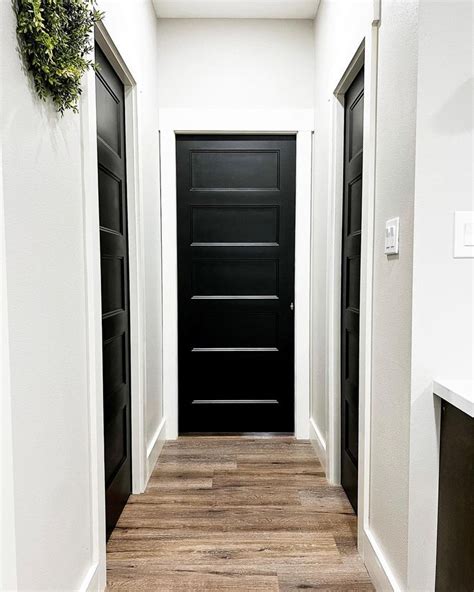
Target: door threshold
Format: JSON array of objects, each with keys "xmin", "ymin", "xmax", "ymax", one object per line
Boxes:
[{"xmin": 179, "ymin": 432, "xmax": 295, "ymax": 438}]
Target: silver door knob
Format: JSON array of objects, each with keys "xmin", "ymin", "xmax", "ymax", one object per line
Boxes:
[{"xmin": 290, "ymin": 302, "xmax": 294, "ymax": 311}]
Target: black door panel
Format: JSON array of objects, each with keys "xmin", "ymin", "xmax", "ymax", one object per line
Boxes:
[
  {"xmin": 95, "ymin": 45, "xmax": 131, "ymax": 538},
  {"xmin": 177, "ymin": 135, "xmax": 296, "ymax": 433},
  {"xmin": 341, "ymin": 69, "xmax": 364, "ymax": 513}
]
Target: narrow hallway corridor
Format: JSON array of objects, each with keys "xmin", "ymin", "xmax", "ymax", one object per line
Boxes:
[{"xmin": 106, "ymin": 438, "xmax": 373, "ymax": 591}]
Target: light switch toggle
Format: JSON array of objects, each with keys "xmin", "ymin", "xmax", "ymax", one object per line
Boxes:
[
  {"xmin": 385, "ymin": 217, "xmax": 400, "ymax": 255},
  {"xmin": 454, "ymin": 211, "xmax": 474, "ymax": 258},
  {"xmin": 463, "ymin": 222, "xmax": 474, "ymax": 246}
]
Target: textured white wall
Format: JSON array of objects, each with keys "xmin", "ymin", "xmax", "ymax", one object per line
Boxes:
[
  {"xmin": 0, "ymin": 143, "xmax": 18, "ymax": 591},
  {"xmin": 408, "ymin": 2, "xmax": 474, "ymax": 589},
  {"xmin": 0, "ymin": 0, "xmax": 162, "ymax": 588},
  {"xmin": 1, "ymin": 3, "xmax": 92, "ymax": 586},
  {"xmin": 369, "ymin": 2, "xmax": 418, "ymax": 587},
  {"xmin": 156, "ymin": 18, "xmax": 315, "ymax": 109}
]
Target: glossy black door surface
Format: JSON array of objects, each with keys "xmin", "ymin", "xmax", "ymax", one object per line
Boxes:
[
  {"xmin": 177, "ymin": 135, "xmax": 296, "ymax": 433},
  {"xmin": 341, "ymin": 68, "xmax": 364, "ymax": 513},
  {"xmin": 95, "ymin": 45, "xmax": 131, "ymax": 538}
]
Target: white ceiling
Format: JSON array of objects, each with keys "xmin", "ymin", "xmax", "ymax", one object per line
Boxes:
[{"xmin": 152, "ymin": 0, "xmax": 320, "ymax": 19}]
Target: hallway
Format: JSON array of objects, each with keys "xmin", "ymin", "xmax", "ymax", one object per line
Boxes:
[{"xmin": 106, "ymin": 438, "xmax": 373, "ymax": 591}]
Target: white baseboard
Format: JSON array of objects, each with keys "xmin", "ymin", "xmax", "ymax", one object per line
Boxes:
[
  {"xmin": 146, "ymin": 416, "xmax": 166, "ymax": 483},
  {"xmin": 79, "ymin": 561, "xmax": 104, "ymax": 592},
  {"xmin": 309, "ymin": 416, "xmax": 327, "ymax": 473},
  {"xmin": 363, "ymin": 528, "xmax": 402, "ymax": 592}
]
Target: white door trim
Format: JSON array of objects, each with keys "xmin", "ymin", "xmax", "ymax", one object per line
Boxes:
[
  {"xmin": 94, "ymin": 21, "xmax": 148, "ymax": 496},
  {"xmin": 80, "ymin": 21, "xmax": 148, "ymax": 590},
  {"xmin": 159, "ymin": 109, "xmax": 314, "ymax": 440},
  {"xmin": 326, "ymin": 41, "xmax": 366, "ymax": 484},
  {"xmin": 325, "ymin": 16, "xmax": 396, "ymax": 589}
]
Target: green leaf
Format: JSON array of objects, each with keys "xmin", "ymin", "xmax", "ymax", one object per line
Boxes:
[{"xmin": 14, "ymin": 0, "xmax": 105, "ymax": 114}]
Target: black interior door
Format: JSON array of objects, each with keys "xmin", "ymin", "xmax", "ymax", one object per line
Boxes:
[
  {"xmin": 341, "ymin": 68, "xmax": 364, "ymax": 513},
  {"xmin": 95, "ymin": 45, "xmax": 131, "ymax": 538},
  {"xmin": 177, "ymin": 135, "xmax": 296, "ymax": 433}
]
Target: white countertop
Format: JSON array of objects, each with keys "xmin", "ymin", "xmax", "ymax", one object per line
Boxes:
[{"xmin": 433, "ymin": 379, "xmax": 474, "ymax": 418}]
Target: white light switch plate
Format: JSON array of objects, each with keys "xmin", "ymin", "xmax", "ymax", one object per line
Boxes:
[
  {"xmin": 454, "ymin": 211, "xmax": 474, "ymax": 258},
  {"xmin": 385, "ymin": 217, "xmax": 399, "ymax": 255}
]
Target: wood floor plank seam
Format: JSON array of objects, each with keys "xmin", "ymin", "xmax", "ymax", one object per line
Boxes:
[{"xmin": 106, "ymin": 437, "xmax": 373, "ymax": 591}]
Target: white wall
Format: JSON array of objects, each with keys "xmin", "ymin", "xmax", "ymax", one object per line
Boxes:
[
  {"xmin": 370, "ymin": 2, "xmax": 418, "ymax": 587},
  {"xmin": 0, "ymin": 0, "xmax": 162, "ymax": 589},
  {"xmin": 1, "ymin": 4, "xmax": 93, "ymax": 587},
  {"xmin": 0, "ymin": 142, "xmax": 17, "ymax": 591},
  {"xmin": 156, "ymin": 18, "xmax": 315, "ymax": 109},
  {"xmin": 311, "ymin": 1, "xmax": 418, "ymax": 588},
  {"xmin": 408, "ymin": 2, "xmax": 474, "ymax": 589}
]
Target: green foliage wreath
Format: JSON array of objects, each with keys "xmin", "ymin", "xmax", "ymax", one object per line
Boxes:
[{"xmin": 14, "ymin": 0, "xmax": 104, "ymax": 114}]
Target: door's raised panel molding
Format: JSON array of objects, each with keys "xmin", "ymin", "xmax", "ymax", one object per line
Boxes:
[
  {"xmin": 191, "ymin": 204, "xmax": 280, "ymax": 244},
  {"xmin": 192, "ymin": 399, "xmax": 279, "ymax": 405},
  {"xmin": 190, "ymin": 149, "xmax": 280, "ymax": 191},
  {"xmin": 192, "ymin": 347, "xmax": 279, "ymax": 352},
  {"xmin": 191, "ymin": 295, "xmax": 279, "ymax": 300},
  {"xmin": 191, "ymin": 243, "xmax": 280, "ymax": 248}
]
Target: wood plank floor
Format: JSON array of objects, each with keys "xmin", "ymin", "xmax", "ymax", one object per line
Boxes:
[{"xmin": 107, "ymin": 437, "xmax": 374, "ymax": 591}]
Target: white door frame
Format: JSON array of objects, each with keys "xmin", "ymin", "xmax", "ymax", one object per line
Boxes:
[
  {"xmin": 324, "ymin": 14, "xmax": 400, "ymax": 592},
  {"xmin": 80, "ymin": 21, "xmax": 147, "ymax": 591},
  {"xmin": 326, "ymin": 37, "xmax": 376, "ymax": 575},
  {"xmin": 327, "ymin": 39, "xmax": 376, "ymax": 558},
  {"xmin": 159, "ymin": 109, "xmax": 314, "ymax": 440},
  {"xmin": 93, "ymin": 23, "xmax": 148, "ymax": 495},
  {"xmin": 326, "ymin": 42, "xmax": 366, "ymax": 486}
]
